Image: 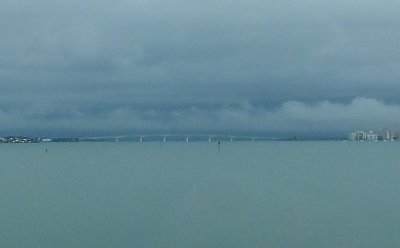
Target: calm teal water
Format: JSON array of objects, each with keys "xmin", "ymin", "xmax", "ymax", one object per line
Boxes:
[{"xmin": 0, "ymin": 142, "xmax": 399, "ymax": 248}]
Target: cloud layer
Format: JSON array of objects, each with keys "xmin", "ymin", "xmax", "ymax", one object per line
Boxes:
[
  {"xmin": 1, "ymin": 0, "xmax": 400, "ymax": 136},
  {"xmin": 1, "ymin": 97, "xmax": 399, "ymax": 137}
]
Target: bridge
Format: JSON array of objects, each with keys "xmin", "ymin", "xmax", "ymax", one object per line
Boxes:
[{"xmin": 78, "ymin": 134, "xmax": 280, "ymax": 142}]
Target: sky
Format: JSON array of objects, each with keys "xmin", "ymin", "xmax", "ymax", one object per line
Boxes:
[{"xmin": 1, "ymin": 0, "xmax": 400, "ymax": 137}]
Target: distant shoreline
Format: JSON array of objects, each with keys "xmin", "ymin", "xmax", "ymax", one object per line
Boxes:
[{"xmin": 0, "ymin": 135, "xmax": 372, "ymax": 143}]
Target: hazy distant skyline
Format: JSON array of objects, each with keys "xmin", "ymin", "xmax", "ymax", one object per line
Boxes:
[{"xmin": 1, "ymin": 0, "xmax": 400, "ymax": 136}]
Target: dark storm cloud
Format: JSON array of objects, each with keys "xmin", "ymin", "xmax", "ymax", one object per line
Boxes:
[{"xmin": 1, "ymin": 0, "xmax": 400, "ymax": 135}]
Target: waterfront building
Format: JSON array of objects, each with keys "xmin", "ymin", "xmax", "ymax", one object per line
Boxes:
[
  {"xmin": 348, "ymin": 130, "xmax": 367, "ymax": 141},
  {"xmin": 366, "ymin": 131, "xmax": 378, "ymax": 141}
]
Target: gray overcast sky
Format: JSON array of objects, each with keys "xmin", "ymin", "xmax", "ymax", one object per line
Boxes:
[{"xmin": 1, "ymin": 0, "xmax": 400, "ymax": 136}]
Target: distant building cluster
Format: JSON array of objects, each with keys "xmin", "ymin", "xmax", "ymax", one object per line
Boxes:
[
  {"xmin": 0, "ymin": 136, "xmax": 83, "ymax": 143},
  {"xmin": 0, "ymin": 136, "xmax": 42, "ymax": 143},
  {"xmin": 348, "ymin": 129, "xmax": 400, "ymax": 141}
]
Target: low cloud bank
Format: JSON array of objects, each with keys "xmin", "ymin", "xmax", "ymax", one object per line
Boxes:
[{"xmin": 1, "ymin": 97, "xmax": 399, "ymax": 136}]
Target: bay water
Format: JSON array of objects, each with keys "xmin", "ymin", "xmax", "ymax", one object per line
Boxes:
[{"xmin": 0, "ymin": 142, "xmax": 399, "ymax": 247}]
